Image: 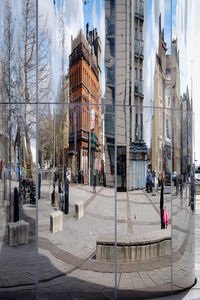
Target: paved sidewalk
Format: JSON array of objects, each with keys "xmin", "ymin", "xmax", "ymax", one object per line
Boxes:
[
  {"xmin": 0, "ymin": 180, "xmax": 199, "ymax": 299},
  {"xmin": 151, "ymin": 194, "xmax": 200, "ymax": 299}
]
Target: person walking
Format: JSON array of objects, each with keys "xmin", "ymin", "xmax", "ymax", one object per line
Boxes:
[
  {"xmin": 160, "ymin": 179, "xmax": 165, "ymax": 229},
  {"xmin": 163, "ymin": 206, "xmax": 169, "ymax": 229},
  {"xmin": 0, "ymin": 159, "xmax": 3, "ymax": 180}
]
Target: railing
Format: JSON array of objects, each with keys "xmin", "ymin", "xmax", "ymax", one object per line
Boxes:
[
  {"xmin": 134, "ymin": 79, "xmax": 144, "ymax": 96},
  {"xmin": 135, "ymin": 124, "xmax": 144, "ymax": 141},
  {"xmin": 106, "ymin": 16, "xmax": 115, "ymax": 37}
]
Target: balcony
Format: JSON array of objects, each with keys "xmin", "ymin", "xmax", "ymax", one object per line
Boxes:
[
  {"xmin": 135, "ymin": 0, "xmax": 144, "ymax": 21},
  {"xmin": 106, "ymin": 16, "xmax": 115, "ymax": 39},
  {"xmin": 134, "ymin": 40, "xmax": 144, "ymax": 59},
  {"xmin": 135, "ymin": 124, "xmax": 144, "ymax": 141},
  {"xmin": 134, "ymin": 79, "xmax": 144, "ymax": 97}
]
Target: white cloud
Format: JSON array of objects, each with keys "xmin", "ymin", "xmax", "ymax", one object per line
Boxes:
[
  {"xmin": 38, "ymin": 0, "xmax": 84, "ymax": 99},
  {"xmin": 92, "ymin": 0, "xmax": 98, "ymax": 29},
  {"xmin": 65, "ymin": 0, "xmax": 84, "ymax": 51},
  {"xmin": 63, "ymin": 0, "xmax": 84, "ymax": 81}
]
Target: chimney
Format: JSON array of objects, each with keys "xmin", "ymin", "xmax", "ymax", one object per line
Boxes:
[
  {"xmin": 71, "ymin": 35, "xmax": 73, "ymax": 51},
  {"xmin": 86, "ymin": 23, "xmax": 89, "ymax": 41}
]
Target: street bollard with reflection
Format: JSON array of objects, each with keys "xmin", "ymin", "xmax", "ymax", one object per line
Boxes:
[
  {"xmin": 14, "ymin": 187, "xmax": 19, "ymax": 222},
  {"xmin": 64, "ymin": 178, "xmax": 69, "ymax": 214}
]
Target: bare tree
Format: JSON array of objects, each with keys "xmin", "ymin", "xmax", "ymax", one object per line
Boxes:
[
  {"xmin": 20, "ymin": 0, "xmax": 51, "ymax": 181},
  {"xmin": 0, "ymin": 0, "xmax": 52, "ymax": 183}
]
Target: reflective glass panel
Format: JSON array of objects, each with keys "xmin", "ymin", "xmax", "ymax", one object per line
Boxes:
[{"xmin": 0, "ymin": 0, "xmax": 37, "ymax": 298}]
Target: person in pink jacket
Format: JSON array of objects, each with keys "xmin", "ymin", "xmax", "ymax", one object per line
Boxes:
[{"xmin": 163, "ymin": 206, "xmax": 169, "ymax": 229}]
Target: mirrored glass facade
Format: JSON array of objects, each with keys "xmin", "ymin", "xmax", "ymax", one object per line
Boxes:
[{"xmin": 0, "ymin": 0, "xmax": 197, "ymax": 299}]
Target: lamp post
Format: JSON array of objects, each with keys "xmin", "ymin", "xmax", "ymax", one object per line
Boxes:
[
  {"xmin": 74, "ymin": 111, "xmax": 77, "ymax": 182},
  {"xmin": 88, "ymin": 44, "xmax": 92, "ymax": 186},
  {"xmin": 84, "ymin": 0, "xmax": 91, "ymax": 187}
]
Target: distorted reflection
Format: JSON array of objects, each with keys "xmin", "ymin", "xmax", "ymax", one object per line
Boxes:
[{"xmin": 0, "ymin": 0, "xmax": 196, "ymax": 299}]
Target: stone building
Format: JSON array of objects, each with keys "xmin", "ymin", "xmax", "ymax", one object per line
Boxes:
[
  {"xmin": 152, "ymin": 15, "xmax": 172, "ymax": 184},
  {"xmin": 171, "ymin": 39, "xmax": 181, "ymax": 175},
  {"xmin": 68, "ymin": 25, "xmax": 101, "ymax": 183},
  {"xmin": 181, "ymin": 87, "xmax": 193, "ymax": 178},
  {"xmin": 104, "ymin": 0, "xmax": 147, "ymax": 190}
]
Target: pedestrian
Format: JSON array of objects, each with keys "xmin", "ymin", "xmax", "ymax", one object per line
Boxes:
[
  {"xmin": 146, "ymin": 172, "xmax": 152, "ymax": 192},
  {"xmin": 53, "ymin": 172, "xmax": 57, "ymax": 190},
  {"xmin": 81, "ymin": 170, "xmax": 84, "ymax": 184},
  {"xmin": 93, "ymin": 172, "xmax": 96, "ymax": 193},
  {"xmin": 78, "ymin": 170, "xmax": 81, "ymax": 183},
  {"xmin": 58, "ymin": 178, "xmax": 62, "ymax": 193},
  {"xmin": 59, "ymin": 189, "xmax": 64, "ymax": 211},
  {"xmin": 160, "ymin": 179, "xmax": 165, "ymax": 229},
  {"xmin": 163, "ymin": 206, "xmax": 169, "ymax": 229},
  {"xmin": 0, "ymin": 159, "xmax": 3, "ymax": 180}
]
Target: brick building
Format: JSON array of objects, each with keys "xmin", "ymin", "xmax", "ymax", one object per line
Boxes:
[{"xmin": 68, "ymin": 25, "xmax": 101, "ymax": 183}]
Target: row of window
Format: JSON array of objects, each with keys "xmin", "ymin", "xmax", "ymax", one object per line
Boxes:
[
  {"xmin": 69, "ymin": 108, "xmax": 98, "ymax": 135},
  {"xmin": 135, "ymin": 113, "xmax": 143, "ymax": 140},
  {"xmin": 135, "ymin": 27, "xmax": 143, "ymax": 41},
  {"xmin": 135, "ymin": 113, "xmax": 143, "ymax": 126},
  {"xmin": 135, "ymin": 68, "xmax": 143, "ymax": 80},
  {"xmin": 70, "ymin": 66, "xmax": 98, "ymax": 98},
  {"xmin": 135, "ymin": 0, "xmax": 144, "ymax": 17}
]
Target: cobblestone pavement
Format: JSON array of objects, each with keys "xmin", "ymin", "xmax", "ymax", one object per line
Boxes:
[{"xmin": 0, "ymin": 180, "xmax": 199, "ymax": 299}]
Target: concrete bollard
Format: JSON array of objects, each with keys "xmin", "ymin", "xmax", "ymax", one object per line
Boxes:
[
  {"xmin": 75, "ymin": 201, "xmax": 84, "ymax": 219},
  {"xmin": 50, "ymin": 211, "xmax": 63, "ymax": 234},
  {"xmin": 8, "ymin": 220, "xmax": 29, "ymax": 246}
]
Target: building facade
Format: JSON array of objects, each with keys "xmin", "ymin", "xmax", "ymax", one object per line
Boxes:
[
  {"xmin": 152, "ymin": 15, "xmax": 172, "ymax": 184},
  {"xmin": 68, "ymin": 26, "xmax": 101, "ymax": 183},
  {"xmin": 181, "ymin": 87, "xmax": 193, "ymax": 178},
  {"xmin": 104, "ymin": 0, "xmax": 147, "ymax": 190},
  {"xmin": 171, "ymin": 39, "xmax": 181, "ymax": 175}
]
